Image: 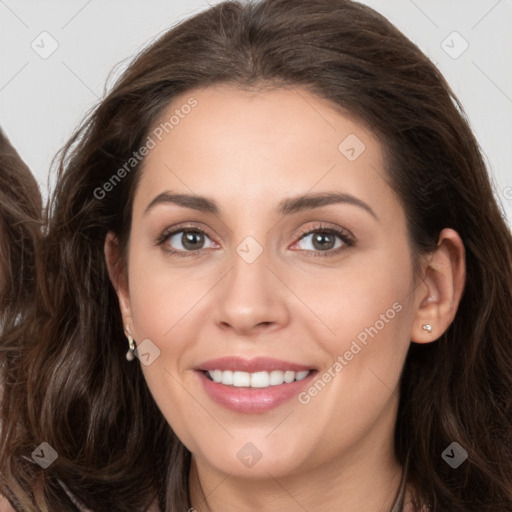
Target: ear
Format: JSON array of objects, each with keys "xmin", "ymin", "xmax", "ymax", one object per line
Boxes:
[
  {"xmin": 411, "ymin": 228, "xmax": 466, "ymax": 343},
  {"xmin": 104, "ymin": 231, "xmax": 134, "ymax": 332}
]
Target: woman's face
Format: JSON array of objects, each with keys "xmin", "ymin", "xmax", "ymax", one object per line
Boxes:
[{"xmin": 112, "ymin": 85, "xmax": 427, "ymax": 479}]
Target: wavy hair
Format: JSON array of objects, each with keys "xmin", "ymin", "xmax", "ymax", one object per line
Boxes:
[
  {"xmin": 0, "ymin": 130, "xmax": 42, "ymax": 329},
  {"xmin": 0, "ymin": 129, "xmax": 43, "ymax": 508},
  {"xmin": 1, "ymin": 1, "xmax": 511, "ymax": 510}
]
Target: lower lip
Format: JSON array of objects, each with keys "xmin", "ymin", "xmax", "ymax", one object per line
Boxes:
[{"xmin": 195, "ymin": 370, "xmax": 317, "ymax": 413}]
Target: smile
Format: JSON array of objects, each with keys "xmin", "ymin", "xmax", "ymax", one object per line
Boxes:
[
  {"xmin": 195, "ymin": 356, "xmax": 318, "ymax": 413},
  {"xmin": 204, "ymin": 369, "xmax": 312, "ymax": 388}
]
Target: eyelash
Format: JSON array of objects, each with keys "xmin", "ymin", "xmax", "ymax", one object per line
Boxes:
[
  {"xmin": 155, "ymin": 223, "xmax": 355, "ymax": 258},
  {"xmin": 295, "ymin": 223, "xmax": 355, "ymax": 258}
]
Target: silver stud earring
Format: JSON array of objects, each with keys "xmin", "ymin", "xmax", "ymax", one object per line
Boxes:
[
  {"xmin": 125, "ymin": 324, "xmax": 136, "ymax": 361},
  {"xmin": 422, "ymin": 323, "xmax": 432, "ymax": 333}
]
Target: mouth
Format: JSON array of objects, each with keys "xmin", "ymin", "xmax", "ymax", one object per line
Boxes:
[{"xmin": 194, "ymin": 356, "xmax": 318, "ymax": 413}]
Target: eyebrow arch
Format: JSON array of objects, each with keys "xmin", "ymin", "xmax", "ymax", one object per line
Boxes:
[
  {"xmin": 144, "ymin": 192, "xmax": 219, "ymax": 215},
  {"xmin": 278, "ymin": 192, "xmax": 378, "ymax": 220},
  {"xmin": 144, "ymin": 191, "xmax": 378, "ymax": 221}
]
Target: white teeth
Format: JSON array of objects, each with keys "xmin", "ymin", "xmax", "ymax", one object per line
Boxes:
[
  {"xmin": 251, "ymin": 371, "xmax": 270, "ymax": 388},
  {"xmin": 220, "ymin": 370, "xmax": 233, "ymax": 385},
  {"xmin": 283, "ymin": 370, "xmax": 295, "ymax": 383},
  {"xmin": 269, "ymin": 370, "xmax": 284, "ymax": 385},
  {"xmin": 206, "ymin": 369, "xmax": 311, "ymax": 388},
  {"xmin": 233, "ymin": 371, "xmax": 251, "ymax": 387}
]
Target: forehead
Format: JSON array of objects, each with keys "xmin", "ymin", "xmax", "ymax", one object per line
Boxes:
[{"xmin": 133, "ymin": 85, "xmax": 400, "ymax": 224}]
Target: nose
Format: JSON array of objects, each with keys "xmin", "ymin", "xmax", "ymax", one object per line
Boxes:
[{"xmin": 212, "ymin": 245, "xmax": 290, "ymax": 337}]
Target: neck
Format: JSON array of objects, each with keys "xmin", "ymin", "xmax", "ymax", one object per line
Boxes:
[{"xmin": 188, "ymin": 431, "xmax": 407, "ymax": 512}]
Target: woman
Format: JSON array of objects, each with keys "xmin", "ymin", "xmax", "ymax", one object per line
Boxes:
[{"xmin": 1, "ymin": 0, "xmax": 511, "ymax": 510}]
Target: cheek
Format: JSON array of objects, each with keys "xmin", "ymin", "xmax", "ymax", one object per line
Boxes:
[
  {"xmin": 126, "ymin": 248, "xmax": 208, "ymax": 341},
  {"xmin": 290, "ymin": 262, "xmax": 412, "ymax": 461},
  {"xmin": 125, "ymin": 253, "xmax": 210, "ymax": 446},
  {"xmin": 293, "ymin": 249, "xmax": 414, "ymax": 410},
  {"xmin": 293, "ymin": 251, "xmax": 412, "ymax": 355}
]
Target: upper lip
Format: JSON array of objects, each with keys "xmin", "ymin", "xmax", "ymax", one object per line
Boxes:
[{"xmin": 196, "ymin": 356, "xmax": 315, "ymax": 373}]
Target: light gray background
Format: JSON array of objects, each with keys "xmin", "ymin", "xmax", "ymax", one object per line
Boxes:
[{"xmin": 1, "ymin": 0, "xmax": 511, "ymax": 225}]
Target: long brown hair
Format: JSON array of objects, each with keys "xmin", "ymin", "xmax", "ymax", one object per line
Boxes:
[
  {"xmin": 1, "ymin": 0, "xmax": 511, "ymax": 510},
  {"xmin": 0, "ymin": 130, "xmax": 42, "ymax": 328},
  {"xmin": 0, "ymin": 129, "xmax": 43, "ymax": 508}
]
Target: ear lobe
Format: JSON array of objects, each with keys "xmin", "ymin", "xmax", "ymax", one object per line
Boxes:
[
  {"xmin": 104, "ymin": 231, "xmax": 134, "ymax": 327},
  {"xmin": 411, "ymin": 228, "xmax": 466, "ymax": 344}
]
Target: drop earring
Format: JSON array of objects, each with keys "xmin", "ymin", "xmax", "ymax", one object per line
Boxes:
[
  {"xmin": 125, "ymin": 324, "xmax": 136, "ymax": 361},
  {"xmin": 422, "ymin": 323, "xmax": 432, "ymax": 333}
]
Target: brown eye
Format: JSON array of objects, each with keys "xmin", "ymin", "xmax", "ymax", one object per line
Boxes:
[
  {"xmin": 296, "ymin": 229, "xmax": 346, "ymax": 252},
  {"xmin": 311, "ymin": 232, "xmax": 337, "ymax": 251},
  {"xmin": 159, "ymin": 228, "xmax": 216, "ymax": 254},
  {"xmin": 179, "ymin": 231, "xmax": 205, "ymax": 251}
]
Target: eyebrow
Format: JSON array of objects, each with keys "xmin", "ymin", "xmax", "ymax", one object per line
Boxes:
[{"xmin": 144, "ymin": 191, "xmax": 378, "ymax": 221}]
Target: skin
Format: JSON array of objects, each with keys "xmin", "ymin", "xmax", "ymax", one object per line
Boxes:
[{"xmin": 105, "ymin": 85, "xmax": 465, "ymax": 512}]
